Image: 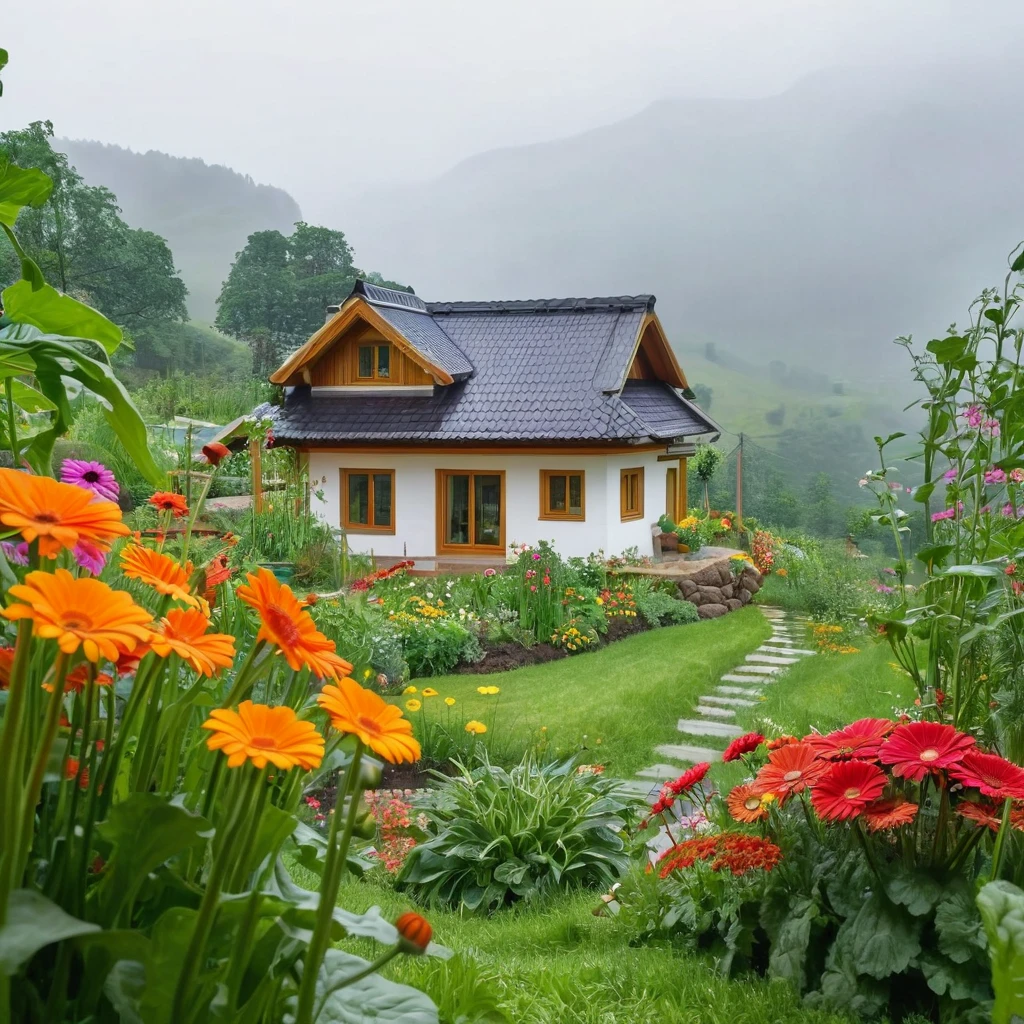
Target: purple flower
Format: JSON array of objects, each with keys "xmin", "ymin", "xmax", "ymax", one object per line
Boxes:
[
  {"xmin": 1, "ymin": 541, "xmax": 28, "ymax": 566},
  {"xmin": 985, "ymin": 468, "xmax": 1007, "ymax": 485},
  {"xmin": 74, "ymin": 541, "xmax": 107, "ymax": 576},
  {"xmin": 874, "ymin": 583, "xmax": 895, "ymax": 594},
  {"xmin": 60, "ymin": 459, "xmax": 119, "ymax": 502},
  {"xmin": 943, "ymin": 467, "xmax": 958, "ymax": 482}
]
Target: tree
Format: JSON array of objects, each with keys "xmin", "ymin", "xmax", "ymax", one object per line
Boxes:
[
  {"xmin": 805, "ymin": 472, "xmax": 841, "ymax": 537},
  {"xmin": 690, "ymin": 382, "xmax": 713, "ymax": 411},
  {"xmin": 0, "ymin": 122, "xmax": 187, "ymax": 335},
  {"xmin": 692, "ymin": 443, "xmax": 724, "ymax": 512}
]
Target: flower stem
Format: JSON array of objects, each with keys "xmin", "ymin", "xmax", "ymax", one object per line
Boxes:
[{"xmin": 3, "ymin": 378, "xmax": 18, "ymax": 467}]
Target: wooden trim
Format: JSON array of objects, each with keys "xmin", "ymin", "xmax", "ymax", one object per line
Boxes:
[
  {"xmin": 621, "ymin": 313, "xmax": 689, "ymax": 391},
  {"xmin": 538, "ymin": 469, "xmax": 586, "ymax": 521},
  {"xmin": 297, "ymin": 442, "xmax": 666, "ymax": 455},
  {"xmin": 435, "ymin": 469, "xmax": 506, "ymax": 554},
  {"xmin": 620, "ymin": 466, "xmax": 644, "ymax": 522},
  {"xmin": 679, "ymin": 456, "xmax": 688, "ymax": 514},
  {"xmin": 270, "ymin": 297, "xmax": 453, "ymax": 386},
  {"xmin": 665, "ymin": 466, "xmax": 678, "ymax": 522},
  {"xmin": 340, "ymin": 468, "xmax": 396, "ymax": 534}
]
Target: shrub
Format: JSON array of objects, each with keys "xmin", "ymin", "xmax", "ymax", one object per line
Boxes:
[
  {"xmin": 399, "ymin": 754, "xmax": 638, "ymax": 911},
  {"xmin": 392, "ymin": 615, "xmax": 481, "ymax": 677},
  {"xmin": 550, "ymin": 618, "xmax": 598, "ymax": 652},
  {"xmin": 634, "ymin": 588, "xmax": 699, "ymax": 627}
]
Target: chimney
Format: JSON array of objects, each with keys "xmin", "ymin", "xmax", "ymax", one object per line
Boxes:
[{"xmin": 325, "ymin": 304, "xmax": 340, "ymax": 325}]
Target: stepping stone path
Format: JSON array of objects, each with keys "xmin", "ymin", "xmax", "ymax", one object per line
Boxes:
[{"xmin": 623, "ymin": 606, "xmax": 817, "ymax": 807}]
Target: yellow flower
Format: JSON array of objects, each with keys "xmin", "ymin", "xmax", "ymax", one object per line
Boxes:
[
  {"xmin": 465, "ymin": 720, "xmax": 487, "ymax": 735},
  {"xmin": 444, "ymin": 697, "xmax": 456, "ymax": 706},
  {"xmin": 595, "ymin": 597, "xmax": 604, "ymax": 606},
  {"xmin": 476, "ymin": 685, "xmax": 500, "ymax": 695},
  {"xmin": 403, "ymin": 686, "xmax": 418, "ymax": 694},
  {"xmin": 541, "ymin": 726, "xmax": 547, "ymax": 733},
  {"xmin": 405, "ymin": 699, "xmax": 422, "ymax": 712},
  {"xmin": 760, "ymin": 792, "xmax": 777, "ymax": 806},
  {"xmin": 421, "ymin": 687, "xmax": 439, "ymax": 697}
]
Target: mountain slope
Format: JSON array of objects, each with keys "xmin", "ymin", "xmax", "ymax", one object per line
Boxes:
[
  {"xmin": 57, "ymin": 140, "xmax": 303, "ymax": 321},
  {"xmin": 336, "ymin": 60, "xmax": 1024, "ymax": 373}
]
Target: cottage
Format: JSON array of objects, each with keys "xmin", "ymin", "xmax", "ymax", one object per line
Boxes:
[{"xmin": 258, "ymin": 280, "xmax": 719, "ymax": 561}]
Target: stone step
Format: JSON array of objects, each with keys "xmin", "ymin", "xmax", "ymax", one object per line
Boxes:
[
  {"xmin": 716, "ymin": 684, "xmax": 763, "ymax": 696},
  {"xmin": 677, "ymin": 718, "xmax": 744, "ymax": 738},
  {"xmin": 766, "ymin": 637, "xmax": 796, "ymax": 644},
  {"xmin": 636, "ymin": 763, "xmax": 689, "ymax": 782},
  {"xmin": 655, "ymin": 742, "xmax": 723, "ymax": 763},
  {"xmin": 734, "ymin": 664, "xmax": 783, "ymax": 675},
  {"xmin": 720, "ymin": 674, "xmax": 770, "ymax": 685},
  {"xmin": 616, "ymin": 778, "xmax": 659, "ymax": 798},
  {"xmin": 695, "ymin": 704, "xmax": 736, "ymax": 719},
  {"xmin": 746, "ymin": 654, "xmax": 800, "ymax": 666},
  {"xmin": 761, "ymin": 645, "xmax": 816, "ymax": 656},
  {"xmin": 700, "ymin": 693, "xmax": 758, "ymax": 707}
]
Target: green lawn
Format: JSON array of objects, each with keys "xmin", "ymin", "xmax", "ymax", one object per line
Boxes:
[{"xmin": 400, "ymin": 608, "xmax": 771, "ymax": 777}]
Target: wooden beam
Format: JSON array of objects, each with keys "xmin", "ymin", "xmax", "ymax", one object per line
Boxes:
[{"xmin": 250, "ymin": 437, "xmax": 265, "ymax": 513}]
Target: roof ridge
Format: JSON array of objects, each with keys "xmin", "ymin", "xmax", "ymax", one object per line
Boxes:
[{"xmin": 427, "ymin": 295, "xmax": 656, "ymax": 316}]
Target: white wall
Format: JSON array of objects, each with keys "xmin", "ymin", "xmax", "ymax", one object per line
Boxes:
[{"xmin": 306, "ymin": 449, "xmax": 667, "ymax": 559}]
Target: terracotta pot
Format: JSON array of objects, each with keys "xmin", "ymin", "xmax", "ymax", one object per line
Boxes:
[{"xmin": 658, "ymin": 532, "xmax": 679, "ymax": 551}]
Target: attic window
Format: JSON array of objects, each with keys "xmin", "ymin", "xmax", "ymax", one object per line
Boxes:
[{"xmin": 357, "ymin": 344, "xmax": 391, "ymax": 379}]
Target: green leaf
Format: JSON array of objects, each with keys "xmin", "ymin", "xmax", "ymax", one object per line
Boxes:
[
  {"xmin": 849, "ymin": 892, "xmax": 921, "ymax": 979},
  {"xmin": 103, "ymin": 959, "xmax": 147, "ymax": 1024},
  {"xmin": 0, "ymin": 889, "xmax": 99, "ymax": 975},
  {"xmin": 8, "ymin": 379, "xmax": 55, "ymax": 413},
  {"xmin": 942, "ymin": 563, "xmax": 1007, "ymax": 578},
  {"xmin": 0, "ymin": 160, "xmax": 53, "ymax": 227},
  {"xmin": 288, "ymin": 948, "xmax": 438, "ymax": 1024},
  {"xmin": 935, "ymin": 884, "xmax": 987, "ymax": 965},
  {"xmin": 873, "ymin": 432, "xmax": 906, "ymax": 448},
  {"xmin": 2, "ymin": 277, "xmax": 122, "ymax": 354},
  {"xmin": 886, "ymin": 867, "xmax": 945, "ymax": 916},
  {"xmin": 927, "ymin": 336, "xmax": 968, "ymax": 363},
  {"xmin": 766, "ymin": 897, "xmax": 816, "ymax": 990},
  {"xmin": 914, "ymin": 950, "xmax": 992, "ymax": 1002},
  {"xmin": 977, "ymin": 880, "xmax": 1024, "ymax": 1024},
  {"xmin": 984, "ymin": 308, "xmax": 1005, "ymax": 326},
  {"xmin": 1011, "ymin": 246, "xmax": 1024, "ymax": 274},
  {"xmin": 915, "ymin": 543, "xmax": 954, "ymax": 569}
]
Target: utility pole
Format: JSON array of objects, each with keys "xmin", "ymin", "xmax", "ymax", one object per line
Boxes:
[{"xmin": 736, "ymin": 433, "xmax": 744, "ymax": 529}]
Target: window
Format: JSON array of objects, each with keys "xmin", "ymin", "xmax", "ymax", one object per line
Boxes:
[
  {"xmin": 620, "ymin": 467, "xmax": 644, "ymax": 521},
  {"xmin": 539, "ymin": 470, "xmax": 585, "ymax": 520},
  {"xmin": 341, "ymin": 469, "xmax": 395, "ymax": 533},
  {"xmin": 356, "ymin": 344, "xmax": 392, "ymax": 379},
  {"xmin": 436, "ymin": 470, "xmax": 505, "ymax": 552}
]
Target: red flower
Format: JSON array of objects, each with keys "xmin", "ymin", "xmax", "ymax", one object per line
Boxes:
[
  {"xmin": 149, "ymin": 491, "xmax": 189, "ymax": 518},
  {"xmin": 711, "ymin": 834, "xmax": 782, "ymax": 876},
  {"xmin": 754, "ymin": 742, "xmax": 828, "ymax": 800},
  {"xmin": 955, "ymin": 799, "xmax": 1005, "ymax": 833},
  {"xmin": 722, "ymin": 732, "xmax": 764, "ymax": 762},
  {"xmin": 879, "ymin": 721, "xmax": 975, "ymax": 781},
  {"xmin": 727, "ymin": 783, "xmax": 768, "ymax": 822},
  {"xmin": 811, "ymin": 761, "xmax": 887, "ymax": 821},
  {"xmin": 949, "ymin": 750, "xmax": 1024, "ymax": 799},
  {"xmin": 805, "ymin": 718, "xmax": 894, "ymax": 761},
  {"xmin": 201, "ymin": 441, "xmax": 231, "ymax": 466},
  {"xmin": 864, "ymin": 798, "xmax": 918, "ymax": 832},
  {"xmin": 668, "ymin": 762, "xmax": 710, "ymax": 795},
  {"xmin": 767, "ymin": 734, "xmax": 800, "ymax": 751}
]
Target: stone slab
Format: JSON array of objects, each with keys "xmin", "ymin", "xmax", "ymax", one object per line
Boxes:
[
  {"xmin": 636, "ymin": 763, "xmax": 690, "ymax": 781},
  {"xmin": 655, "ymin": 742, "xmax": 723, "ymax": 763},
  {"xmin": 761, "ymin": 645, "xmax": 816, "ymax": 656},
  {"xmin": 615, "ymin": 778, "xmax": 659, "ymax": 798},
  {"xmin": 720, "ymin": 674, "xmax": 771, "ymax": 685},
  {"xmin": 700, "ymin": 694, "xmax": 758, "ymax": 707},
  {"xmin": 746, "ymin": 654, "xmax": 799, "ymax": 666},
  {"xmin": 677, "ymin": 718, "xmax": 744, "ymax": 738},
  {"xmin": 716, "ymin": 685, "xmax": 763, "ymax": 696},
  {"xmin": 695, "ymin": 704, "xmax": 736, "ymax": 719},
  {"xmin": 734, "ymin": 664, "xmax": 783, "ymax": 675}
]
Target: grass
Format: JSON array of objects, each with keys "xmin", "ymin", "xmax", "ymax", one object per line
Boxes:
[
  {"xmin": 401, "ymin": 608, "xmax": 771, "ymax": 778},
  {"xmin": 296, "ymin": 867, "xmax": 852, "ymax": 1024}
]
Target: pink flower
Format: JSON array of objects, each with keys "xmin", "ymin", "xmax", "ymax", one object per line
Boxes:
[
  {"xmin": 525, "ymin": 569, "xmax": 536, "ymax": 579},
  {"xmin": 980, "ymin": 505, "xmax": 992, "ymax": 515},
  {"xmin": 985, "ymin": 468, "xmax": 1007, "ymax": 485},
  {"xmin": 943, "ymin": 467, "xmax": 958, "ymax": 482},
  {"xmin": 60, "ymin": 459, "xmax": 120, "ymax": 503},
  {"xmin": 483, "ymin": 568, "xmax": 496, "ymax": 577},
  {"xmin": 73, "ymin": 540, "xmax": 107, "ymax": 576},
  {"xmin": 932, "ymin": 508, "xmax": 957, "ymax": 522},
  {"xmin": 983, "ymin": 419, "xmax": 1001, "ymax": 437},
  {"xmin": 532, "ymin": 553, "xmax": 541, "ymax": 561},
  {"xmin": 888, "ymin": 482, "xmax": 902, "ymax": 490},
  {"xmin": 962, "ymin": 405, "xmax": 983, "ymax": 429},
  {"xmin": 858, "ymin": 478, "xmax": 868, "ymax": 487},
  {"xmin": 874, "ymin": 583, "xmax": 895, "ymax": 594},
  {"xmin": 1, "ymin": 541, "xmax": 28, "ymax": 566},
  {"xmin": 530, "ymin": 585, "xmax": 537, "ymax": 592},
  {"xmin": 1011, "ymin": 469, "xmax": 1024, "ymax": 484}
]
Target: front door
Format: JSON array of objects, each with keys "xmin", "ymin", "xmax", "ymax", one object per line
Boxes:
[{"xmin": 437, "ymin": 470, "xmax": 505, "ymax": 554}]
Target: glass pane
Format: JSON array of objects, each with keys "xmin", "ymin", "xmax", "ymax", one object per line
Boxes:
[
  {"xmin": 357, "ymin": 346, "xmax": 373, "ymax": 377},
  {"xmin": 474, "ymin": 474, "xmax": 501, "ymax": 547},
  {"xmin": 347, "ymin": 473, "xmax": 369, "ymax": 524},
  {"xmin": 569, "ymin": 474, "xmax": 583, "ymax": 516},
  {"xmin": 377, "ymin": 345, "xmax": 391, "ymax": 379},
  {"xmin": 548, "ymin": 474, "xmax": 567, "ymax": 513},
  {"xmin": 372, "ymin": 473, "xmax": 392, "ymax": 527},
  {"xmin": 445, "ymin": 475, "xmax": 470, "ymax": 545}
]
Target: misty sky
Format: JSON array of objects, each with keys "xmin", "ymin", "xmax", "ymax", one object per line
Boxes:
[{"xmin": 3, "ymin": 0, "xmax": 1019, "ymax": 221}]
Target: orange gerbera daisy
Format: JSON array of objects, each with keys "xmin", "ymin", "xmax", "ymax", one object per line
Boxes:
[
  {"xmin": 202, "ymin": 700, "xmax": 324, "ymax": 770},
  {"xmin": 317, "ymin": 676, "xmax": 421, "ymax": 764},
  {"xmin": 727, "ymin": 783, "xmax": 768, "ymax": 822},
  {"xmin": 120, "ymin": 545, "xmax": 200, "ymax": 607},
  {"xmin": 44, "ymin": 663, "xmax": 114, "ymax": 693},
  {"xmin": 0, "ymin": 468, "xmax": 129, "ymax": 558},
  {"xmin": 864, "ymin": 798, "xmax": 919, "ymax": 832},
  {"xmin": 3, "ymin": 569, "xmax": 154, "ymax": 662},
  {"xmin": 237, "ymin": 567, "xmax": 353, "ymax": 679},
  {"xmin": 754, "ymin": 742, "xmax": 828, "ymax": 801},
  {"xmin": 149, "ymin": 491, "xmax": 189, "ymax": 517},
  {"xmin": 150, "ymin": 607, "xmax": 237, "ymax": 676}
]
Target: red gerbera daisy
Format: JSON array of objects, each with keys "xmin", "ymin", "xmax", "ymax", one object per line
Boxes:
[
  {"xmin": 863, "ymin": 798, "xmax": 919, "ymax": 832},
  {"xmin": 767, "ymin": 734, "xmax": 800, "ymax": 751},
  {"xmin": 878, "ymin": 721, "xmax": 975, "ymax": 781},
  {"xmin": 949, "ymin": 750, "xmax": 1024, "ymax": 799},
  {"xmin": 668, "ymin": 762, "xmax": 710, "ymax": 795},
  {"xmin": 754, "ymin": 742, "xmax": 828, "ymax": 800},
  {"xmin": 805, "ymin": 718, "xmax": 894, "ymax": 761},
  {"xmin": 955, "ymin": 799, "xmax": 1005, "ymax": 833},
  {"xmin": 722, "ymin": 731, "xmax": 764, "ymax": 762},
  {"xmin": 810, "ymin": 761, "xmax": 887, "ymax": 821}
]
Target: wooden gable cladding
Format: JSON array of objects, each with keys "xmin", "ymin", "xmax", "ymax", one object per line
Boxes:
[
  {"xmin": 625, "ymin": 314, "xmax": 689, "ymax": 390},
  {"xmin": 270, "ymin": 297, "xmax": 452, "ymax": 386},
  {"xmin": 308, "ymin": 322, "xmax": 435, "ymax": 386}
]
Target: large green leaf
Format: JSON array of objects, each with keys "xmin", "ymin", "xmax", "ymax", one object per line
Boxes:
[
  {"xmin": 2, "ymin": 276, "xmax": 122, "ymax": 354},
  {"xmin": 848, "ymin": 892, "xmax": 921, "ymax": 979},
  {"xmin": 885, "ymin": 867, "xmax": 945, "ymax": 917},
  {"xmin": 0, "ymin": 889, "xmax": 99, "ymax": 975},
  {"xmin": 9, "ymin": 379, "xmax": 56, "ymax": 413},
  {"xmin": 766, "ymin": 897, "xmax": 816, "ymax": 990},
  {"xmin": 0, "ymin": 160, "xmax": 53, "ymax": 227},
  {"xmin": 287, "ymin": 948, "xmax": 438, "ymax": 1024},
  {"xmin": 977, "ymin": 880, "xmax": 1024, "ymax": 1024},
  {"xmin": 926, "ymin": 336, "xmax": 968, "ymax": 363},
  {"xmin": 935, "ymin": 882, "xmax": 987, "ymax": 965}
]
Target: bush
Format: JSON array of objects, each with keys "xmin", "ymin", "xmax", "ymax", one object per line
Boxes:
[
  {"xmin": 634, "ymin": 588, "xmax": 699, "ymax": 627},
  {"xmin": 399, "ymin": 754, "xmax": 638, "ymax": 911},
  {"xmin": 391, "ymin": 614, "xmax": 482, "ymax": 677}
]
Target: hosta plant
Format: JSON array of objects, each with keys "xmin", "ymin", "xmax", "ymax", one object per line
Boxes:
[{"xmin": 398, "ymin": 754, "xmax": 638, "ymax": 911}]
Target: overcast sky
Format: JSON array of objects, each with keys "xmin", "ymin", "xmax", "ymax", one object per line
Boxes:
[{"xmin": 2, "ymin": 0, "xmax": 1019, "ymax": 220}]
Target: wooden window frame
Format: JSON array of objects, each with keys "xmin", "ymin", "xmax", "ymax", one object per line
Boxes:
[
  {"xmin": 620, "ymin": 467, "xmax": 644, "ymax": 522},
  {"xmin": 355, "ymin": 342, "xmax": 393, "ymax": 381},
  {"xmin": 435, "ymin": 469, "xmax": 506, "ymax": 554},
  {"xmin": 539, "ymin": 470, "xmax": 586, "ymax": 521},
  {"xmin": 340, "ymin": 468, "xmax": 396, "ymax": 534}
]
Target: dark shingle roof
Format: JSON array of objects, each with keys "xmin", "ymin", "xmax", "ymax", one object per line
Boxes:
[{"xmin": 269, "ymin": 282, "xmax": 716, "ymax": 445}]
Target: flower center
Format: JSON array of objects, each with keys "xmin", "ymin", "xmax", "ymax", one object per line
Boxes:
[
  {"xmin": 744, "ymin": 796, "xmax": 761, "ymax": 811},
  {"xmin": 843, "ymin": 786, "xmax": 862, "ymax": 800},
  {"xmin": 249, "ymin": 736, "xmax": 279, "ymax": 750},
  {"xmin": 265, "ymin": 604, "xmax": 301, "ymax": 646},
  {"xmin": 33, "ymin": 510, "xmax": 60, "ymax": 525},
  {"xmin": 62, "ymin": 610, "xmax": 93, "ymax": 630},
  {"xmin": 357, "ymin": 715, "xmax": 382, "ymax": 735},
  {"xmin": 783, "ymin": 770, "xmax": 803, "ymax": 782},
  {"xmin": 84, "ymin": 470, "xmax": 100, "ymax": 483},
  {"xmin": 919, "ymin": 748, "xmax": 939, "ymax": 762}
]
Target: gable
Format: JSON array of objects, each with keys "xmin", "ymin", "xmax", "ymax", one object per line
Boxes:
[{"xmin": 625, "ymin": 315, "xmax": 689, "ymax": 391}]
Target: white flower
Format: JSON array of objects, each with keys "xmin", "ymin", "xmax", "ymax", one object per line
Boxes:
[{"xmin": 858, "ymin": 478, "xmax": 868, "ymax": 487}]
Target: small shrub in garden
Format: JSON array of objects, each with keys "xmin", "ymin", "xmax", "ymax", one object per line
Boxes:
[
  {"xmin": 399, "ymin": 754, "xmax": 638, "ymax": 911},
  {"xmin": 550, "ymin": 619, "xmax": 598, "ymax": 652},
  {"xmin": 634, "ymin": 587, "xmax": 699, "ymax": 627},
  {"xmin": 388, "ymin": 595, "xmax": 482, "ymax": 676}
]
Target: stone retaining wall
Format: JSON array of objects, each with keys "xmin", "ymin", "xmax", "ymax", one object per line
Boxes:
[{"xmin": 673, "ymin": 559, "xmax": 763, "ymax": 619}]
